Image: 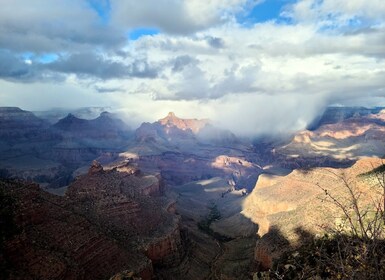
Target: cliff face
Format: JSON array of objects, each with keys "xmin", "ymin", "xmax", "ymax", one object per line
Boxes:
[
  {"xmin": 135, "ymin": 112, "xmax": 209, "ymax": 143},
  {"xmin": 144, "ymin": 223, "xmax": 185, "ymax": 266},
  {"xmin": 0, "ymin": 107, "xmax": 48, "ymax": 137},
  {"xmin": 66, "ymin": 161, "xmax": 186, "ymax": 268},
  {"xmin": 158, "ymin": 112, "xmax": 210, "ymax": 134},
  {"xmin": 242, "ymin": 157, "xmax": 385, "ymax": 270},
  {"xmin": 1, "ymin": 160, "xmax": 188, "ymax": 279},
  {"xmin": 0, "ymin": 180, "xmax": 153, "ymax": 280}
]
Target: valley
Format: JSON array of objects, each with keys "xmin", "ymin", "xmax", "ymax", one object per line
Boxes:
[{"xmin": 1, "ymin": 106, "xmax": 385, "ymax": 279}]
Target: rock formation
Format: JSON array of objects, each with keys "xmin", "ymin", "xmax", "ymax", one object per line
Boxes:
[
  {"xmin": 0, "ymin": 180, "xmax": 153, "ymax": 280},
  {"xmin": 66, "ymin": 161, "xmax": 186, "ymax": 271},
  {"xmin": 0, "ymin": 107, "xmax": 49, "ymax": 142},
  {"xmin": 275, "ymin": 110, "xmax": 385, "ymax": 166},
  {"xmin": 135, "ymin": 112, "xmax": 209, "ymax": 144},
  {"xmin": 242, "ymin": 157, "xmax": 385, "ymax": 270},
  {"xmin": 1, "ymin": 156, "xmax": 190, "ymax": 279},
  {"xmin": 0, "ymin": 108, "xmax": 132, "ymax": 187},
  {"xmin": 158, "ymin": 112, "xmax": 209, "ymax": 134},
  {"xmin": 308, "ymin": 106, "xmax": 384, "ymax": 130}
]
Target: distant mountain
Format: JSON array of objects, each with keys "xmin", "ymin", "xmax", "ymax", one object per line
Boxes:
[
  {"xmin": 158, "ymin": 112, "xmax": 209, "ymax": 133},
  {"xmin": 123, "ymin": 112, "xmax": 261, "ymax": 189},
  {"xmin": 276, "ymin": 109, "xmax": 385, "ymax": 163},
  {"xmin": 0, "ymin": 107, "xmax": 47, "ymax": 128},
  {"xmin": 308, "ymin": 106, "xmax": 385, "ymax": 130},
  {"xmin": 0, "ymin": 107, "xmax": 50, "ymax": 143},
  {"xmin": 53, "ymin": 113, "xmax": 89, "ymax": 131},
  {"xmin": 53, "ymin": 111, "xmax": 131, "ymax": 140},
  {"xmin": 135, "ymin": 112, "xmax": 209, "ymax": 144},
  {"xmin": 135, "ymin": 112, "xmax": 237, "ymax": 147},
  {"xmin": 34, "ymin": 106, "xmax": 113, "ymax": 124},
  {"xmin": 0, "ymin": 108, "xmax": 132, "ymax": 186}
]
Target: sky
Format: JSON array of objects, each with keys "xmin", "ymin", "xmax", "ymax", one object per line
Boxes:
[{"xmin": 0, "ymin": 0, "xmax": 385, "ymax": 135}]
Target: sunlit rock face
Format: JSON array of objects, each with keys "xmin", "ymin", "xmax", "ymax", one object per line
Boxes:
[
  {"xmin": 135, "ymin": 112, "xmax": 209, "ymax": 144},
  {"xmin": 158, "ymin": 112, "xmax": 210, "ymax": 134},
  {"xmin": 131, "ymin": 112, "xmax": 262, "ymax": 190},
  {"xmin": 242, "ymin": 157, "xmax": 384, "ymax": 270}
]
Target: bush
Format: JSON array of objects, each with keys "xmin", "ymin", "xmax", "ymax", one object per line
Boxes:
[{"xmin": 263, "ymin": 164, "xmax": 385, "ymax": 279}]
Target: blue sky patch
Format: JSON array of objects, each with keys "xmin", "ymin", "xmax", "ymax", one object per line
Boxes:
[
  {"xmin": 239, "ymin": 0, "xmax": 295, "ymax": 25},
  {"xmin": 129, "ymin": 28, "xmax": 160, "ymax": 40},
  {"xmin": 21, "ymin": 52, "xmax": 59, "ymax": 64},
  {"xmin": 86, "ymin": 0, "xmax": 111, "ymax": 23}
]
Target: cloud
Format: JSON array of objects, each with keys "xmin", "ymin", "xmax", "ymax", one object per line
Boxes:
[
  {"xmin": 95, "ymin": 86, "xmax": 124, "ymax": 93},
  {"xmin": 0, "ymin": 50, "xmax": 35, "ymax": 80},
  {"xmin": 0, "ymin": 0, "xmax": 125, "ymax": 53},
  {"xmin": 284, "ymin": 0, "xmax": 385, "ymax": 27},
  {"xmin": 45, "ymin": 53, "xmax": 159, "ymax": 79},
  {"xmin": 206, "ymin": 36, "xmax": 225, "ymax": 48},
  {"xmin": 110, "ymin": 0, "xmax": 255, "ymax": 34},
  {"xmin": 171, "ymin": 55, "xmax": 199, "ymax": 72},
  {"xmin": 1, "ymin": 0, "xmax": 385, "ymax": 136}
]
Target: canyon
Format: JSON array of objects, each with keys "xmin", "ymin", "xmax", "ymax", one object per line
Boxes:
[{"xmin": 1, "ymin": 106, "xmax": 385, "ymax": 279}]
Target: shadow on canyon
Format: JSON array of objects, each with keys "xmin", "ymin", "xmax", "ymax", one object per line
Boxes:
[{"xmin": 254, "ymin": 225, "xmax": 385, "ymax": 279}]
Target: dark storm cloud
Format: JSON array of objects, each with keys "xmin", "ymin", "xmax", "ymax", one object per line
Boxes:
[
  {"xmin": 0, "ymin": 50, "xmax": 33, "ymax": 80},
  {"xmin": 95, "ymin": 86, "xmax": 124, "ymax": 93},
  {"xmin": 110, "ymin": 0, "xmax": 219, "ymax": 35},
  {"xmin": 46, "ymin": 53, "xmax": 159, "ymax": 79},
  {"xmin": 171, "ymin": 55, "xmax": 199, "ymax": 72},
  {"xmin": 0, "ymin": 0, "xmax": 125, "ymax": 53},
  {"xmin": 206, "ymin": 36, "xmax": 225, "ymax": 49}
]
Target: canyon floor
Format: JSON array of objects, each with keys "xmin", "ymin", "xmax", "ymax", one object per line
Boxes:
[{"xmin": 165, "ymin": 178, "xmax": 257, "ymax": 280}]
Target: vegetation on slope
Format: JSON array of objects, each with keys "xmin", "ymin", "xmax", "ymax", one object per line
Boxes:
[
  {"xmin": 256, "ymin": 165, "xmax": 385, "ymax": 279},
  {"xmin": 197, "ymin": 201, "xmax": 233, "ymax": 242}
]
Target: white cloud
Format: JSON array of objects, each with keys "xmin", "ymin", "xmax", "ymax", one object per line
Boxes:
[
  {"xmin": 110, "ymin": 0, "xmax": 256, "ymax": 34},
  {"xmin": 285, "ymin": 0, "xmax": 385, "ymax": 27}
]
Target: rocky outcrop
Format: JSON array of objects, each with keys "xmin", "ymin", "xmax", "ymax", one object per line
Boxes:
[
  {"xmin": 135, "ymin": 112, "xmax": 209, "ymax": 143},
  {"xmin": 158, "ymin": 112, "xmax": 209, "ymax": 134},
  {"xmin": 0, "ymin": 180, "xmax": 153, "ymax": 280},
  {"xmin": 144, "ymin": 222, "xmax": 185, "ymax": 267},
  {"xmin": 88, "ymin": 160, "xmax": 104, "ymax": 175},
  {"xmin": 66, "ymin": 161, "xmax": 186, "ymax": 269},
  {"xmin": 242, "ymin": 157, "xmax": 385, "ymax": 271},
  {"xmin": 1, "ymin": 153, "xmax": 194, "ymax": 279}
]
